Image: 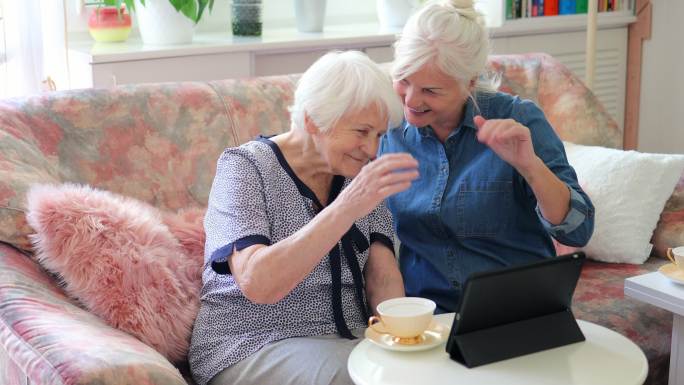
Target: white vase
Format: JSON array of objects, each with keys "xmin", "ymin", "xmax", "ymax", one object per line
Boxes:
[
  {"xmin": 376, "ymin": 0, "xmax": 418, "ymax": 29},
  {"xmin": 134, "ymin": 0, "xmax": 195, "ymax": 45},
  {"xmin": 295, "ymin": 0, "xmax": 327, "ymax": 33}
]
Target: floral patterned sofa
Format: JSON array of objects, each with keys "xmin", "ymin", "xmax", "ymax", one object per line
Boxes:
[{"xmin": 0, "ymin": 53, "xmax": 680, "ymax": 385}]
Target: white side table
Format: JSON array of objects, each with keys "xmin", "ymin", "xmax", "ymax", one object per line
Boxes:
[
  {"xmin": 625, "ymin": 271, "xmax": 684, "ymax": 385},
  {"xmin": 348, "ymin": 313, "xmax": 647, "ymax": 385}
]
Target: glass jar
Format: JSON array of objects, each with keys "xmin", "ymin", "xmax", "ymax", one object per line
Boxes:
[{"xmin": 231, "ymin": 1, "xmax": 262, "ymax": 36}]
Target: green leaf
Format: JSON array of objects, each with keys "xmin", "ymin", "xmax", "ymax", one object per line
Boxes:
[
  {"xmin": 197, "ymin": 0, "xmax": 214, "ymax": 22},
  {"xmin": 123, "ymin": 0, "xmax": 135, "ymax": 12},
  {"xmin": 114, "ymin": 0, "xmax": 207, "ymax": 23},
  {"xmin": 179, "ymin": 0, "xmax": 199, "ymax": 23},
  {"xmin": 169, "ymin": 0, "xmax": 184, "ymax": 12}
]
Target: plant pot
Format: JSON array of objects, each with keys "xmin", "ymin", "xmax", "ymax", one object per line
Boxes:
[
  {"xmin": 294, "ymin": 0, "xmax": 327, "ymax": 33},
  {"xmin": 88, "ymin": 7, "xmax": 132, "ymax": 42},
  {"xmin": 377, "ymin": 0, "xmax": 417, "ymax": 29},
  {"xmin": 231, "ymin": 2, "xmax": 262, "ymax": 36},
  {"xmin": 134, "ymin": 0, "xmax": 195, "ymax": 45}
]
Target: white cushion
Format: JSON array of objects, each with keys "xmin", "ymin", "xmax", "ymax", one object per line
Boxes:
[{"xmin": 563, "ymin": 142, "xmax": 684, "ymax": 264}]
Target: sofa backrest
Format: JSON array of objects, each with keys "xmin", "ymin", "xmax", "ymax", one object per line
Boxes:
[{"xmin": 0, "ymin": 53, "xmax": 619, "ymax": 251}]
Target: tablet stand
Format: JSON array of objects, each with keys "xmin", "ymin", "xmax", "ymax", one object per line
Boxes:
[{"xmin": 446, "ymin": 308, "xmax": 585, "ymax": 368}]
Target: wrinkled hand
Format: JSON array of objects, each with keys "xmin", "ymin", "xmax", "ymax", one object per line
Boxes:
[
  {"xmin": 474, "ymin": 115, "xmax": 539, "ymax": 174},
  {"xmin": 335, "ymin": 153, "xmax": 419, "ymax": 221}
]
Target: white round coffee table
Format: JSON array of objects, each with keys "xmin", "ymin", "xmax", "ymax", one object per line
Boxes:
[{"xmin": 348, "ymin": 313, "xmax": 648, "ymax": 385}]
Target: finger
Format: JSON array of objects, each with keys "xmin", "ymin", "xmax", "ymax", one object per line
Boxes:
[
  {"xmin": 493, "ymin": 123, "xmax": 527, "ymax": 144},
  {"xmin": 473, "ymin": 115, "xmax": 487, "ymax": 129},
  {"xmin": 376, "ymin": 170, "xmax": 420, "ymax": 186},
  {"xmin": 374, "ymin": 153, "xmax": 418, "ymax": 169},
  {"xmin": 378, "ymin": 181, "xmax": 413, "ymax": 198},
  {"xmin": 369, "ymin": 155, "xmax": 419, "ymax": 175},
  {"xmin": 375, "ymin": 153, "xmax": 416, "ymax": 162},
  {"xmin": 490, "ymin": 123, "xmax": 514, "ymax": 144},
  {"xmin": 482, "ymin": 119, "xmax": 514, "ymax": 145},
  {"xmin": 476, "ymin": 119, "xmax": 497, "ymax": 144}
]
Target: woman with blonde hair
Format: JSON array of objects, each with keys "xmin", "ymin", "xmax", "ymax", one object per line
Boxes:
[
  {"xmin": 380, "ymin": 0, "xmax": 595, "ymax": 313},
  {"xmin": 189, "ymin": 51, "xmax": 418, "ymax": 385}
]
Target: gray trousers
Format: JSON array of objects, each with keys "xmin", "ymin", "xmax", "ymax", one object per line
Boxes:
[{"xmin": 209, "ymin": 329, "xmax": 365, "ymax": 385}]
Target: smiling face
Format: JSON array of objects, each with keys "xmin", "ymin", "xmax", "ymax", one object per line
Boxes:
[
  {"xmin": 394, "ymin": 62, "xmax": 472, "ymax": 133},
  {"xmin": 308, "ymin": 104, "xmax": 388, "ymax": 178}
]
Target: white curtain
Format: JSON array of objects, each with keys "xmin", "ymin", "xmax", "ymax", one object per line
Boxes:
[{"xmin": 0, "ymin": 0, "xmax": 68, "ymax": 98}]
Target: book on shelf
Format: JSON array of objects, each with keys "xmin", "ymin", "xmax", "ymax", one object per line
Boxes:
[{"xmin": 505, "ymin": 0, "xmax": 629, "ymax": 19}]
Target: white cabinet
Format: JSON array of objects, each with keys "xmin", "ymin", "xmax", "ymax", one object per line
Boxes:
[
  {"xmin": 66, "ymin": 25, "xmax": 398, "ymax": 87},
  {"xmin": 69, "ymin": 50, "xmax": 252, "ymax": 88}
]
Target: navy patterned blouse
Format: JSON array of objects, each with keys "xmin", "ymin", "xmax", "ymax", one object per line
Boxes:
[{"xmin": 188, "ymin": 138, "xmax": 395, "ymax": 385}]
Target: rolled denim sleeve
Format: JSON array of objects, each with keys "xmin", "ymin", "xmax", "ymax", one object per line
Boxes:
[
  {"xmin": 518, "ymin": 100, "xmax": 595, "ymax": 247},
  {"xmin": 535, "ymin": 186, "xmax": 594, "ymax": 246}
]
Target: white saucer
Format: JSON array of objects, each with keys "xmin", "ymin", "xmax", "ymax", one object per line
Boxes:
[
  {"xmin": 364, "ymin": 320, "xmax": 450, "ymax": 352},
  {"xmin": 659, "ymin": 263, "xmax": 684, "ymax": 284}
]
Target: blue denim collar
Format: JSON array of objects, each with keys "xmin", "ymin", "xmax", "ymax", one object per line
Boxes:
[{"xmin": 413, "ymin": 92, "xmax": 490, "ymax": 140}]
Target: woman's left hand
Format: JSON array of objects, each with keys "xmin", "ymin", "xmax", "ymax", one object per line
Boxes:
[{"xmin": 474, "ymin": 115, "xmax": 539, "ymax": 175}]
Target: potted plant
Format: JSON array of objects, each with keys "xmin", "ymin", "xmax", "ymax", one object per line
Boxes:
[
  {"xmin": 102, "ymin": 0, "xmax": 216, "ymax": 45},
  {"xmin": 294, "ymin": 0, "xmax": 326, "ymax": 33},
  {"xmin": 376, "ymin": 0, "xmax": 421, "ymax": 30}
]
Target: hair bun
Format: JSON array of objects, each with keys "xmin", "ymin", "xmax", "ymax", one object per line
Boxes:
[
  {"xmin": 439, "ymin": 0, "xmax": 482, "ymax": 23},
  {"xmin": 448, "ymin": 0, "xmax": 475, "ymax": 9}
]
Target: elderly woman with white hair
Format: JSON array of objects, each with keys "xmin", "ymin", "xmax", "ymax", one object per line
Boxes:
[
  {"xmin": 380, "ymin": 0, "xmax": 595, "ymax": 313},
  {"xmin": 188, "ymin": 51, "xmax": 418, "ymax": 385}
]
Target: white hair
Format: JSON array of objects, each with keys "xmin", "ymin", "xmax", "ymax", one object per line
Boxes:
[
  {"xmin": 290, "ymin": 50, "xmax": 404, "ymax": 133},
  {"xmin": 391, "ymin": 0, "xmax": 499, "ymax": 95}
]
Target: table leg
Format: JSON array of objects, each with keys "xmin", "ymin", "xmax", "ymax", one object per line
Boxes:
[{"xmin": 671, "ymin": 314, "xmax": 684, "ymax": 385}]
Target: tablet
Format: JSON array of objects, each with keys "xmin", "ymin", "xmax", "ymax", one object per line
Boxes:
[{"xmin": 451, "ymin": 252, "xmax": 585, "ymax": 335}]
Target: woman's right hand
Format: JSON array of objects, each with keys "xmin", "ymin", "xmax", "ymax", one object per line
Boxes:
[{"xmin": 334, "ymin": 153, "xmax": 419, "ymax": 221}]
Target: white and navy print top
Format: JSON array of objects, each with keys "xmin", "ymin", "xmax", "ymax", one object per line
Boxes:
[{"xmin": 188, "ymin": 138, "xmax": 395, "ymax": 385}]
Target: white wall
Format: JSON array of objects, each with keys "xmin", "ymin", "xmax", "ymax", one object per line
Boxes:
[{"xmin": 637, "ymin": 0, "xmax": 684, "ymax": 154}]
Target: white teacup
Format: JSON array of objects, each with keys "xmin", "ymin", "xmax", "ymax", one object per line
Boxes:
[
  {"xmin": 668, "ymin": 247, "xmax": 684, "ymax": 269},
  {"xmin": 368, "ymin": 297, "xmax": 436, "ymax": 343}
]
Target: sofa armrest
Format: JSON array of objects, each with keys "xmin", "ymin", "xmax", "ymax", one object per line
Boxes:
[{"xmin": 0, "ymin": 243, "xmax": 188, "ymax": 385}]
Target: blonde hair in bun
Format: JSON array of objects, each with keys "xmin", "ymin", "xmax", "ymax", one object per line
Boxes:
[
  {"xmin": 392, "ymin": 0, "xmax": 498, "ymax": 98},
  {"xmin": 444, "ymin": 0, "xmax": 484, "ymax": 23}
]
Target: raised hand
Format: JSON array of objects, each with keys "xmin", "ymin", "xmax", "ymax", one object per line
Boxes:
[
  {"xmin": 474, "ymin": 115, "xmax": 539, "ymax": 175},
  {"xmin": 334, "ymin": 153, "xmax": 419, "ymax": 221}
]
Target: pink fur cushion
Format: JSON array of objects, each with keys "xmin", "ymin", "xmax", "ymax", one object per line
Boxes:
[{"xmin": 25, "ymin": 183, "xmax": 205, "ymax": 363}]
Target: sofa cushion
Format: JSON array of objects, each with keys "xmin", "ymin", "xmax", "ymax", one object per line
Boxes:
[
  {"xmin": 562, "ymin": 142, "xmax": 684, "ymax": 264},
  {"xmin": 208, "ymin": 74, "xmax": 299, "ymax": 143},
  {"xmin": 0, "ymin": 83, "xmax": 235, "ymax": 251},
  {"xmin": 25, "ymin": 183, "xmax": 204, "ymax": 363},
  {"xmin": 653, "ymin": 173, "xmax": 684, "ymax": 258},
  {"xmin": 0, "ymin": 243, "xmax": 190, "ymax": 385},
  {"xmin": 489, "ymin": 53, "xmax": 622, "ymax": 149}
]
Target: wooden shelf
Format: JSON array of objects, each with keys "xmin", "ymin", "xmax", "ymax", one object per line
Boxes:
[
  {"xmin": 68, "ymin": 11, "xmax": 636, "ymax": 65},
  {"xmin": 494, "ymin": 10, "xmax": 636, "ymax": 37}
]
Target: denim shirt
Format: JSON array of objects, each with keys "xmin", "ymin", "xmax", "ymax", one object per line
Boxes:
[{"xmin": 379, "ymin": 91, "xmax": 594, "ymax": 313}]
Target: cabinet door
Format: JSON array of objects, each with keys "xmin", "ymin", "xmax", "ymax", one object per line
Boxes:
[
  {"xmin": 364, "ymin": 46, "xmax": 394, "ymax": 64},
  {"xmin": 253, "ymin": 50, "xmax": 329, "ymax": 76},
  {"xmin": 90, "ymin": 52, "xmax": 252, "ymax": 87}
]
